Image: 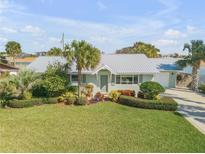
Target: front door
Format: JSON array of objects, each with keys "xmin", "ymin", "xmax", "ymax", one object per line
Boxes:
[{"xmin": 100, "ymin": 75, "xmax": 108, "ymax": 92}]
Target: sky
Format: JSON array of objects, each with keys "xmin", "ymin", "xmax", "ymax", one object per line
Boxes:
[{"xmin": 0, "ymin": 0, "xmax": 204, "ymax": 54}]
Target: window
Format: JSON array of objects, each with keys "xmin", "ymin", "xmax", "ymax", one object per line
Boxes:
[
  {"xmin": 121, "ymin": 76, "xmax": 132, "ymax": 84},
  {"xmin": 134, "ymin": 75, "xmax": 138, "ymax": 84},
  {"xmin": 115, "ymin": 75, "xmax": 140, "ymax": 84},
  {"xmin": 111, "ymin": 74, "xmax": 115, "ymax": 83},
  {"xmin": 116, "ymin": 75, "xmax": 120, "ymax": 84},
  {"xmin": 139, "ymin": 75, "xmax": 143, "ymax": 83},
  {"xmin": 71, "ymin": 74, "xmax": 78, "ymax": 82},
  {"xmin": 82, "ymin": 74, "xmax": 86, "ymax": 83},
  {"xmin": 71, "ymin": 74, "xmax": 86, "ymax": 83}
]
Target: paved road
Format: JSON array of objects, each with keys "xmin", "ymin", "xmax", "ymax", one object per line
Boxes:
[{"xmin": 164, "ymin": 88, "xmax": 205, "ymax": 135}]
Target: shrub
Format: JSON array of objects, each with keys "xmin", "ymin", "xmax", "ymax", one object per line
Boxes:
[
  {"xmin": 0, "ymin": 80, "xmax": 16, "ymax": 108},
  {"xmin": 22, "ymin": 91, "xmax": 32, "ymax": 100},
  {"xmin": 7, "ymin": 97, "xmax": 58, "ymax": 108},
  {"xmin": 32, "ymin": 82, "xmax": 49, "ymax": 97},
  {"xmin": 59, "ymin": 92, "xmax": 76, "ymax": 105},
  {"xmin": 43, "ymin": 77, "xmax": 67, "ymax": 97},
  {"xmin": 67, "ymin": 86, "xmax": 78, "ymax": 93},
  {"xmin": 109, "ymin": 90, "xmax": 121, "ymax": 102},
  {"xmin": 41, "ymin": 97, "xmax": 58, "ymax": 104},
  {"xmin": 65, "ymin": 97, "xmax": 76, "ymax": 105},
  {"xmin": 75, "ymin": 97, "xmax": 87, "ymax": 105},
  {"xmin": 199, "ymin": 84, "xmax": 205, "ymax": 94},
  {"xmin": 47, "ymin": 97, "xmax": 59, "ymax": 104},
  {"xmin": 84, "ymin": 83, "xmax": 94, "ymax": 97},
  {"xmin": 9, "ymin": 68, "xmax": 40, "ymax": 98},
  {"xmin": 42, "ymin": 63, "xmax": 70, "ymax": 97},
  {"xmin": 140, "ymin": 81, "xmax": 165, "ymax": 100},
  {"xmin": 118, "ymin": 95, "xmax": 177, "ymax": 111},
  {"xmin": 0, "ymin": 99, "xmax": 7, "ymax": 108},
  {"xmin": 7, "ymin": 98, "xmax": 43, "ymax": 108},
  {"xmin": 94, "ymin": 92, "xmax": 104, "ymax": 101},
  {"xmin": 118, "ymin": 90, "xmax": 135, "ymax": 97},
  {"xmin": 137, "ymin": 91, "xmax": 144, "ymax": 99}
]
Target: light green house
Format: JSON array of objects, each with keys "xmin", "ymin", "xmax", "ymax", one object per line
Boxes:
[{"xmin": 28, "ymin": 54, "xmax": 181, "ymax": 94}]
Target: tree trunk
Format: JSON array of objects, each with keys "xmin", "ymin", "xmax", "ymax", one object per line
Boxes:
[
  {"xmin": 77, "ymin": 69, "xmax": 82, "ymax": 98},
  {"xmin": 191, "ymin": 65, "xmax": 200, "ymax": 91},
  {"xmin": 13, "ymin": 56, "xmax": 16, "ymax": 66}
]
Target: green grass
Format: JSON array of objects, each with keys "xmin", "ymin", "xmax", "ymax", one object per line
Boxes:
[{"xmin": 0, "ymin": 102, "xmax": 205, "ymax": 152}]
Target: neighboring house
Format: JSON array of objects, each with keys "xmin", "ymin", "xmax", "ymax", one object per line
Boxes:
[
  {"xmin": 27, "ymin": 54, "xmax": 182, "ymax": 94},
  {"xmin": 6, "ymin": 57, "xmax": 36, "ymax": 68},
  {"xmin": 0, "ymin": 62, "xmax": 19, "ymax": 75},
  {"xmin": 15, "ymin": 57, "xmax": 37, "ymax": 68},
  {"xmin": 36, "ymin": 51, "xmax": 47, "ymax": 56}
]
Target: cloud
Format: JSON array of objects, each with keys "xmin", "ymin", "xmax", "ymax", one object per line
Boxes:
[
  {"xmin": 48, "ymin": 37, "xmax": 61, "ymax": 46},
  {"xmin": 21, "ymin": 25, "xmax": 44, "ymax": 34},
  {"xmin": 89, "ymin": 36, "xmax": 113, "ymax": 43},
  {"xmin": 48, "ymin": 37, "xmax": 60, "ymax": 43},
  {"xmin": 0, "ymin": 36, "xmax": 8, "ymax": 43},
  {"xmin": 164, "ymin": 29, "xmax": 185, "ymax": 38},
  {"xmin": 1, "ymin": 27, "xmax": 17, "ymax": 33},
  {"xmin": 97, "ymin": 1, "xmax": 107, "ymax": 10},
  {"xmin": 45, "ymin": 16, "xmax": 164, "ymax": 39},
  {"xmin": 186, "ymin": 25, "xmax": 197, "ymax": 33},
  {"xmin": 153, "ymin": 39, "xmax": 178, "ymax": 46},
  {"xmin": 0, "ymin": 0, "xmax": 25, "ymax": 14},
  {"xmin": 157, "ymin": 0, "xmax": 180, "ymax": 16}
]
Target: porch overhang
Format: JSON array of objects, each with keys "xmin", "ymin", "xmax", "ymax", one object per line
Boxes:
[{"xmin": 92, "ymin": 64, "xmax": 116, "ymax": 75}]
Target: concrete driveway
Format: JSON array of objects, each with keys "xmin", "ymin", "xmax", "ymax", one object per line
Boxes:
[{"xmin": 164, "ymin": 87, "xmax": 205, "ymax": 135}]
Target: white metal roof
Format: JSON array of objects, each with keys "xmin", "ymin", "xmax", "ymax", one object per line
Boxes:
[
  {"xmin": 27, "ymin": 54, "xmax": 181, "ymax": 74},
  {"xmin": 27, "ymin": 56, "xmax": 67, "ymax": 73}
]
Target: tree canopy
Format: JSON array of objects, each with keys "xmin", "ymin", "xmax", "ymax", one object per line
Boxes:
[
  {"xmin": 116, "ymin": 42, "xmax": 160, "ymax": 58},
  {"xmin": 5, "ymin": 41, "xmax": 22, "ymax": 66},
  {"xmin": 47, "ymin": 47, "xmax": 63, "ymax": 56},
  {"xmin": 64, "ymin": 40, "xmax": 101, "ymax": 97},
  {"xmin": 177, "ymin": 40, "xmax": 205, "ymax": 91}
]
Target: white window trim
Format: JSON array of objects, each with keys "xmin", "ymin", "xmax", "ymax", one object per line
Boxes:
[
  {"xmin": 115, "ymin": 75, "xmax": 140, "ymax": 84},
  {"xmin": 71, "ymin": 74, "xmax": 78, "ymax": 83},
  {"xmin": 71, "ymin": 74, "xmax": 86, "ymax": 83}
]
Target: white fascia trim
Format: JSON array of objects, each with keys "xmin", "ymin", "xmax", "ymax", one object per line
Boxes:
[{"xmin": 92, "ymin": 64, "xmax": 116, "ymax": 74}]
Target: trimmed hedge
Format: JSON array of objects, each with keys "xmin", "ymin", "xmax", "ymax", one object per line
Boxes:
[
  {"xmin": 118, "ymin": 95, "xmax": 178, "ymax": 111},
  {"xmin": 140, "ymin": 81, "xmax": 165, "ymax": 100},
  {"xmin": 7, "ymin": 97, "xmax": 58, "ymax": 108},
  {"xmin": 199, "ymin": 84, "xmax": 205, "ymax": 94},
  {"xmin": 42, "ymin": 97, "xmax": 58, "ymax": 104},
  {"xmin": 75, "ymin": 97, "xmax": 87, "ymax": 105}
]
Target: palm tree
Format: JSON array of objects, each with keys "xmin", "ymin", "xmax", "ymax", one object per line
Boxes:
[
  {"xmin": 177, "ymin": 40, "xmax": 205, "ymax": 91},
  {"xmin": 5, "ymin": 41, "xmax": 22, "ymax": 66},
  {"xmin": 64, "ymin": 40, "xmax": 101, "ymax": 97},
  {"xmin": 9, "ymin": 68, "xmax": 40, "ymax": 98},
  {"xmin": 47, "ymin": 47, "xmax": 63, "ymax": 56}
]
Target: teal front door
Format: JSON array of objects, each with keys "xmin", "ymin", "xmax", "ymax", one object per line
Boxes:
[{"xmin": 100, "ymin": 75, "xmax": 108, "ymax": 92}]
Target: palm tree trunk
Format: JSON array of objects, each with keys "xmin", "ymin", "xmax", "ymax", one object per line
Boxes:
[
  {"xmin": 13, "ymin": 56, "xmax": 16, "ymax": 66},
  {"xmin": 77, "ymin": 69, "xmax": 82, "ymax": 98},
  {"xmin": 191, "ymin": 65, "xmax": 200, "ymax": 91}
]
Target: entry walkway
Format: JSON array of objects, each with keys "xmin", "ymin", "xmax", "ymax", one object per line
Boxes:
[{"xmin": 164, "ymin": 87, "xmax": 205, "ymax": 135}]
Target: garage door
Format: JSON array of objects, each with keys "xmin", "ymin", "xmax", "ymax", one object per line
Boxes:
[{"xmin": 153, "ymin": 72, "xmax": 169, "ymax": 88}]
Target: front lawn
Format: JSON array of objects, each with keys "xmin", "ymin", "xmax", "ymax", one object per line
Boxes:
[{"xmin": 0, "ymin": 102, "xmax": 205, "ymax": 152}]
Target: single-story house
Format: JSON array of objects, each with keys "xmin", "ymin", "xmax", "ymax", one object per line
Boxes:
[
  {"xmin": 27, "ymin": 54, "xmax": 182, "ymax": 94},
  {"xmin": 0, "ymin": 62, "xmax": 19, "ymax": 75}
]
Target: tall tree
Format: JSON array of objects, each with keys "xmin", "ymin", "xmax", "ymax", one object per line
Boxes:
[
  {"xmin": 5, "ymin": 41, "xmax": 22, "ymax": 66},
  {"xmin": 177, "ymin": 40, "xmax": 205, "ymax": 91},
  {"xmin": 64, "ymin": 40, "xmax": 101, "ymax": 97},
  {"xmin": 47, "ymin": 47, "xmax": 63, "ymax": 56},
  {"xmin": 116, "ymin": 42, "xmax": 160, "ymax": 58}
]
